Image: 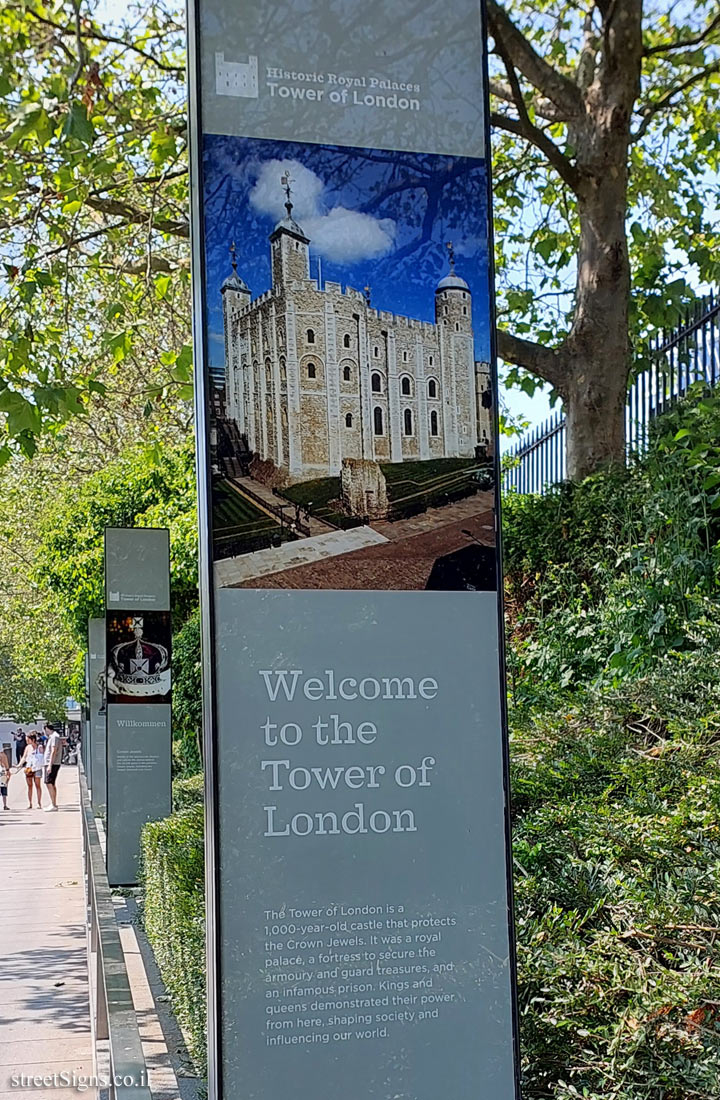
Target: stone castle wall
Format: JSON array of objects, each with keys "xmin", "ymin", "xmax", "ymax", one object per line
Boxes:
[{"xmin": 223, "ymin": 227, "xmax": 490, "ymax": 483}]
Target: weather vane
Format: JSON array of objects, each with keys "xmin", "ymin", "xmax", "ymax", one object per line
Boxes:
[
  {"xmin": 446, "ymin": 241, "xmax": 456, "ymax": 273},
  {"xmin": 230, "ymin": 239, "xmax": 237, "ymax": 273},
  {"xmin": 364, "ymin": 285, "xmax": 372, "ymax": 306},
  {"xmin": 280, "ymin": 171, "xmax": 294, "ymax": 218}
]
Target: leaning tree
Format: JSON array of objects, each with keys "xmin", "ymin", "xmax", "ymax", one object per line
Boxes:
[{"xmin": 488, "ymin": 1, "xmax": 720, "ymax": 477}]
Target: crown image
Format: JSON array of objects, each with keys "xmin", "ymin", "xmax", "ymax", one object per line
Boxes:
[{"xmin": 108, "ymin": 616, "xmax": 170, "ymax": 697}]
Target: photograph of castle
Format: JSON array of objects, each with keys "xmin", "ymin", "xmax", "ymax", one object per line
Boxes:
[{"xmin": 203, "ymin": 136, "xmax": 497, "ymax": 591}]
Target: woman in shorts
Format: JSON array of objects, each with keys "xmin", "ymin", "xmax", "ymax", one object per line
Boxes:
[
  {"xmin": 17, "ymin": 733, "xmax": 44, "ymax": 809},
  {"xmin": 0, "ymin": 747, "xmax": 9, "ymax": 810}
]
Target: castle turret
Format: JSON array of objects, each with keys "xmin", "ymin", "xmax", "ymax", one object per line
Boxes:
[
  {"xmin": 435, "ymin": 243, "xmax": 475, "ymax": 456},
  {"xmin": 221, "ymin": 242, "xmax": 250, "ymax": 411},
  {"xmin": 221, "ymin": 241, "xmax": 251, "ymax": 304},
  {"xmin": 434, "ymin": 243, "xmax": 472, "ymax": 331},
  {"xmin": 270, "ymin": 173, "xmax": 310, "ymax": 289}
]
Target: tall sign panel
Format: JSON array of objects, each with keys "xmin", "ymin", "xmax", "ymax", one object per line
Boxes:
[
  {"xmin": 83, "ymin": 650, "xmax": 91, "ymax": 786},
  {"xmin": 188, "ymin": 2, "xmax": 520, "ymax": 1097},
  {"xmin": 88, "ymin": 617, "xmax": 106, "ymax": 812},
  {"xmin": 104, "ymin": 528, "xmax": 172, "ymax": 885}
]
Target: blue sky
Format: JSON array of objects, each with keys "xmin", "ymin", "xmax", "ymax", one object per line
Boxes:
[{"xmin": 202, "ymin": 134, "xmax": 492, "ymax": 372}]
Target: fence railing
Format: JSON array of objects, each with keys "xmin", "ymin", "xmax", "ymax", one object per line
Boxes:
[
  {"xmin": 503, "ymin": 292, "xmax": 720, "ymax": 495},
  {"xmin": 80, "ymin": 767, "xmax": 152, "ymax": 1100}
]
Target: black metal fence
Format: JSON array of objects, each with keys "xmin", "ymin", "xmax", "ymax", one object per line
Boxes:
[{"xmin": 503, "ymin": 292, "xmax": 720, "ymax": 495}]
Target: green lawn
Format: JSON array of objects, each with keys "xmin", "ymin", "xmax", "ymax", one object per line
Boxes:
[
  {"xmin": 213, "ymin": 482, "xmax": 279, "ymax": 536},
  {"xmin": 281, "ymin": 477, "xmax": 346, "ymax": 525},
  {"xmin": 380, "ymin": 457, "xmax": 487, "ymax": 503},
  {"xmin": 278, "ymin": 458, "xmax": 490, "ymax": 522}
]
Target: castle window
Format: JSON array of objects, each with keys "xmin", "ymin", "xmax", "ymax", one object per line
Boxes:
[
  {"xmin": 429, "ymin": 355, "xmax": 434, "ymax": 366},
  {"xmin": 306, "ymin": 328, "xmax": 315, "ymax": 344},
  {"xmin": 444, "ymin": 306, "xmax": 448, "ymax": 316},
  {"xmin": 455, "ymin": 323, "xmax": 460, "ymax": 331},
  {"xmin": 400, "ymin": 376, "xmax": 412, "ymax": 397},
  {"xmin": 463, "ymin": 306, "xmax": 467, "ymax": 315},
  {"xmin": 343, "ymin": 365, "xmax": 351, "ymax": 382},
  {"xmin": 482, "ymin": 389, "xmax": 492, "ymax": 409},
  {"xmin": 403, "ymin": 409, "xmax": 413, "ymax": 436},
  {"xmin": 374, "ymin": 345, "xmax": 379, "ymax": 358},
  {"xmin": 428, "ymin": 379, "xmax": 437, "ymax": 399},
  {"xmin": 307, "ymin": 361, "xmax": 316, "ymax": 379},
  {"xmin": 371, "ymin": 372, "xmax": 382, "ymax": 393},
  {"xmin": 343, "ymin": 334, "xmax": 351, "ymax": 348},
  {"xmin": 430, "ymin": 410, "xmax": 439, "ymax": 436},
  {"xmin": 280, "ymin": 357, "xmax": 287, "ymax": 381},
  {"xmin": 345, "ymin": 413, "xmax": 353, "ymax": 428},
  {"xmin": 373, "ymin": 406, "xmax": 384, "ymax": 435},
  {"xmin": 402, "ymin": 350, "xmax": 408, "ymax": 363}
]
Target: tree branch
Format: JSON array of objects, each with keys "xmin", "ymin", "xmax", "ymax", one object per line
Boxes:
[
  {"xmin": 26, "ymin": 9, "xmax": 184, "ymax": 74},
  {"xmin": 114, "ymin": 257, "xmax": 187, "ymax": 274},
  {"xmin": 487, "ymin": 0, "xmax": 582, "ymax": 120},
  {"xmin": 84, "ymin": 195, "xmax": 189, "ymax": 237},
  {"xmin": 644, "ymin": 12, "xmax": 720, "ymax": 55},
  {"xmin": 632, "ymin": 59, "xmax": 720, "ymax": 140},
  {"xmin": 69, "ymin": 0, "xmax": 87, "ymax": 89},
  {"xmin": 490, "ymin": 112, "xmax": 584, "ymax": 194},
  {"xmin": 496, "ymin": 328, "xmax": 567, "ymax": 389}
]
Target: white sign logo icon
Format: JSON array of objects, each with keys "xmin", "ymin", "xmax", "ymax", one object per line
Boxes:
[
  {"xmin": 109, "ymin": 590, "xmax": 120, "ymax": 603},
  {"xmin": 215, "ymin": 52, "xmax": 259, "ymax": 98}
]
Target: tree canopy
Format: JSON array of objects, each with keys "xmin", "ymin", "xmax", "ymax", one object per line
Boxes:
[
  {"xmin": 0, "ymin": 1, "xmax": 719, "ymax": 473},
  {"xmin": 0, "ymin": 0, "xmax": 191, "ymax": 462}
]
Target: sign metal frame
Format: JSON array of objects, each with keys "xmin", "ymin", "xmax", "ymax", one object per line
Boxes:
[{"xmin": 186, "ymin": 2, "xmax": 522, "ymax": 1096}]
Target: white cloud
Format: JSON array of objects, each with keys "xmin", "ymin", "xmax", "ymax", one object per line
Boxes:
[
  {"xmin": 248, "ymin": 158, "xmax": 395, "ymax": 265},
  {"xmin": 304, "ymin": 207, "xmax": 395, "ymax": 264},
  {"xmin": 249, "ymin": 158, "xmax": 324, "ymax": 221}
]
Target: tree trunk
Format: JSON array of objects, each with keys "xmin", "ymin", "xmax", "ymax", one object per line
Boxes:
[
  {"xmin": 563, "ymin": 354, "xmax": 628, "ymax": 480},
  {"xmin": 561, "ymin": 179, "xmax": 632, "ymax": 480},
  {"xmin": 490, "ymin": 0, "xmax": 644, "ymax": 480}
]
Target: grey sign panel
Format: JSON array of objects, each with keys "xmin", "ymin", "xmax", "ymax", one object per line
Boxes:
[
  {"xmin": 105, "ymin": 527, "xmax": 171, "ymax": 612},
  {"xmin": 104, "ymin": 527, "xmax": 172, "ymax": 886},
  {"xmin": 199, "ymin": 0, "xmax": 486, "ymax": 157},
  {"xmin": 214, "ymin": 588, "xmax": 516, "ymax": 1100},
  {"xmin": 106, "ymin": 704, "xmax": 172, "ymax": 885},
  {"xmin": 83, "ymin": 650, "xmax": 92, "ymax": 787},
  {"xmin": 88, "ymin": 616, "xmax": 107, "ymax": 815}
]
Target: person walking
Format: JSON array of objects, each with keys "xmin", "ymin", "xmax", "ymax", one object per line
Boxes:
[
  {"xmin": 17, "ymin": 733, "xmax": 44, "ymax": 809},
  {"xmin": 43, "ymin": 723, "xmax": 63, "ymax": 812},
  {"xmin": 13, "ymin": 727, "xmax": 26, "ymax": 766},
  {"xmin": 0, "ymin": 747, "xmax": 9, "ymax": 810}
]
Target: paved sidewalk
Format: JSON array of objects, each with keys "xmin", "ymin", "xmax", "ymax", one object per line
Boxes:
[
  {"xmin": 215, "ymin": 524, "xmax": 388, "ymax": 587},
  {"xmin": 0, "ymin": 766, "xmax": 94, "ymax": 1098}
]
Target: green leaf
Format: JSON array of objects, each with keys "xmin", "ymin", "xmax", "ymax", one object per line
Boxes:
[
  {"xmin": 0, "ymin": 390, "xmax": 42, "ymax": 437},
  {"xmin": 61, "ymin": 103, "xmax": 95, "ymax": 146}
]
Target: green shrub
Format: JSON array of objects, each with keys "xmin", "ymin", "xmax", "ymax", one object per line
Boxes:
[
  {"xmin": 513, "ymin": 642, "xmax": 720, "ymax": 1099},
  {"xmin": 172, "ymin": 772, "xmax": 204, "ymax": 812},
  {"xmin": 141, "ymin": 805, "xmax": 206, "ymax": 1074},
  {"xmin": 504, "ymin": 388, "xmax": 720, "ymax": 704},
  {"xmin": 172, "ymin": 609, "xmax": 202, "ymax": 777}
]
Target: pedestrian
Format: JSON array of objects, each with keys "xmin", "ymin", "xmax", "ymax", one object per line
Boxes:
[
  {"xmin": 13, "ymin": 726, "xmax": 26, "ymax": 766},
  {"xmin": 0, "ymin": 747, "xmax": 9, "ymax": 810},
  {"xmin": 43, "ymin": 723, "xmax": 63, "ymax": 812},
  {"xmin": 17, "ymin": 733, "xmax": 44, "ymax": 809}
]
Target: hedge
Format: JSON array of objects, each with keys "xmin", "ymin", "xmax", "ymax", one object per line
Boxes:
[
  {"xmin": 140, "ymin": 805, "xmax": 206, "ymax": 1074},
  {"xmin": 172, "ymin": 772, "xmax": 204, "ymax": 812}
]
